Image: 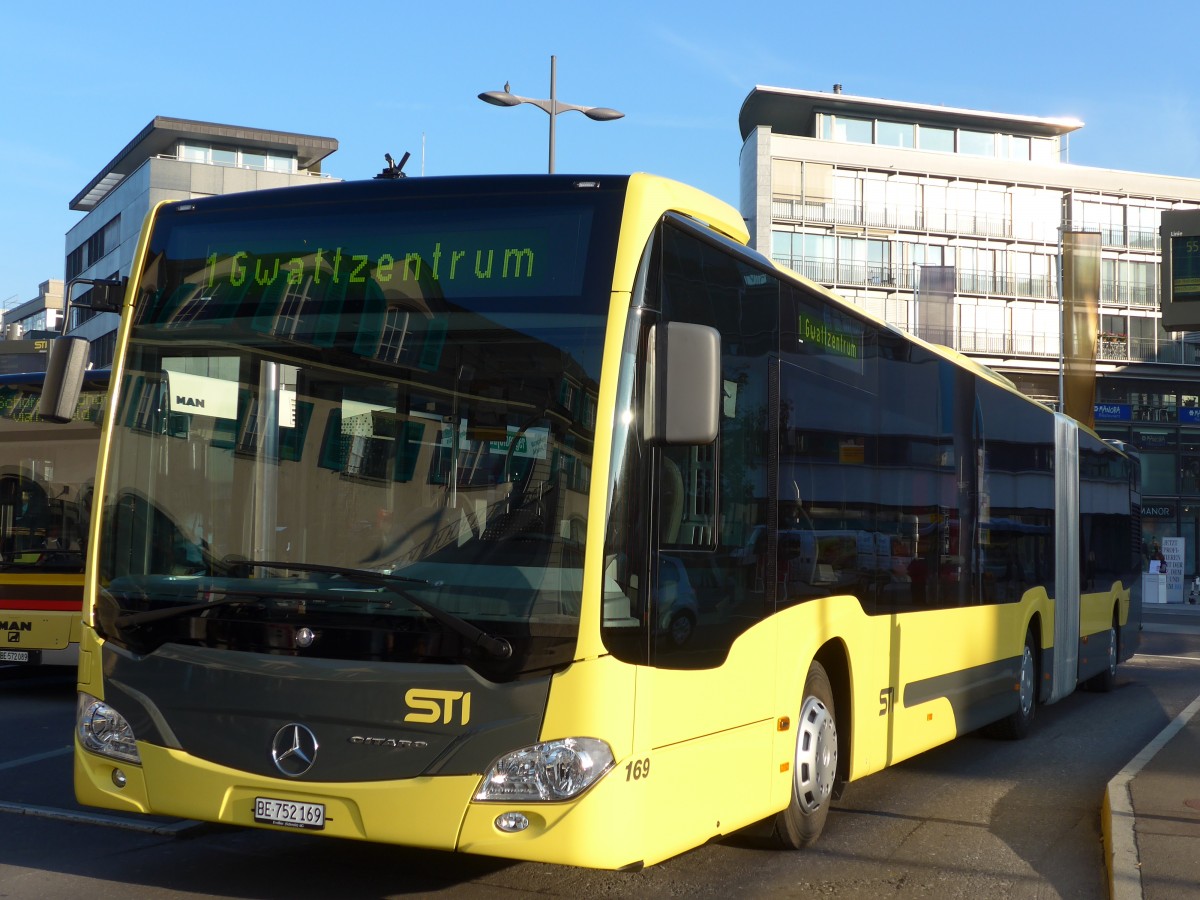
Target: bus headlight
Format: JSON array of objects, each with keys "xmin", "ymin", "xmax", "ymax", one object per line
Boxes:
[
  {"xmin": 474, "ymin": 737, "xmax": 615, "ymax": 802},
  {"xmin": 77, "ymin": 693, "xmax": 141, "ymax": 764}
]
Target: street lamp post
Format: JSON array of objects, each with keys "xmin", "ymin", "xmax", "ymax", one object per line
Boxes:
[{"xmin": 478, "ymin": 55, "xmax": 623, "ymax": 174}]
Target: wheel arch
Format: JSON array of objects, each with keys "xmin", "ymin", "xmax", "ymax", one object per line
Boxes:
[
  {"xmin": 1025, "ymin": 611, "xmax": 1049, "ymax": 704},
  {"xmin": 812, "ymin": 639, "xmax": 852, "ymax": 789}
]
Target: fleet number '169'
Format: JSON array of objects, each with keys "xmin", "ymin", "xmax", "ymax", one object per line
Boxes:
[{"xmin": 625, "ymin": 758, "xmax": 650, "ymax": 780}]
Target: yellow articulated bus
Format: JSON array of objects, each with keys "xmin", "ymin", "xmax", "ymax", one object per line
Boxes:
[
  {"xmin": 54, "ymin": 174, "xmax": 1140, "ymax": 869},
  {"xmin": 0, "ymin": 371, "xmax": 105, "ymax": 667}
]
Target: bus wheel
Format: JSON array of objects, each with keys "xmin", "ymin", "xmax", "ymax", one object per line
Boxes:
[
  {"xmin": 1087, "ymin": 622, "xmax": 1119, "ymax": 693},
  {"xmin": 774, "ymin": 661, "xmax": 838, "ymax": 849},
  {"xmin": 988, "ymin": 631, "xmax": 1037, "ymax": 740}
]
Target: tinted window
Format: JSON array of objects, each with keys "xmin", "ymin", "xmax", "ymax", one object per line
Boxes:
[{"xmin": 601, "ymin": 221, "xmax": 778, "ymax": 669}]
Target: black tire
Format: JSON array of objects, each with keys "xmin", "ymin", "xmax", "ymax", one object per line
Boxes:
[
  {"xmin": 987, "ymin": 631, "xmax": 1037, "ymax": 740},
  {"xmin": 1086, "ymin": 621, "xmax": 1119, "ymax": 693},
  {"xmin": 774, "ymin": 661, "xmax": 838, "ymax": 849}
]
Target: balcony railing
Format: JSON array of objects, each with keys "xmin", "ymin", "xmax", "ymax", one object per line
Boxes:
[
  {"xmin": 957, "ymin": 330, "xmax": 1060, "ymax": 358},
  {"xmin": 1100, "ymin": 279, "xmax": 1159, "ymax": 308},
  {"xmin": 778, "ymin": 254, "xmax": 1162, "ymax": 309},
  {"xmin": 955, "ymin": 332, "xmax": 1193, "ymax": 364},
  {"xmin": 1097, "ymin": 224, "xmax": 1161, "ymax": 251},
  {"xmin": 1099, "ymin": 336, "xmax": 1128, "ymax": 360},
  {"xmin": 773, "ymin": 198, "xmax": 1014, "ymax": 240},
  {"xmin": 1095, "ymin": 335, "xmax": 1167, "ymax": 363},
  {"xmin": 774, "ymin": 196, "xmax": 1163, "ymax": 252},
  {"xmin": 775, "ymin": 255, "xmax": 1058, "ymax": 301}
]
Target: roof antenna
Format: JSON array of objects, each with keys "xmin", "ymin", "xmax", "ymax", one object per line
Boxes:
[{"xmin": 375, "ymin": 151, "xmax": 411, "ymax": 179}]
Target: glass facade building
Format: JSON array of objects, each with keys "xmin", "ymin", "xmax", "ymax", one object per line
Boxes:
[{"xmin": 739, "ymin": 85, "xmax": 1200, "ymax": 580}]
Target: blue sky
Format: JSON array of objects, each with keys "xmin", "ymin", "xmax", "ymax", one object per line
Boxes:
[{"xmin": 1, "ymin": 0, "xmax": 1196, "ymax": 309}]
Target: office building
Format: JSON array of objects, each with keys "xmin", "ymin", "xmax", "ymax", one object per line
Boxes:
[
  {"xmin": 1, "ymin": 278, "xmax": 63, "ymax": 340},
  {"xmin": 65, "ymin": 117, "xmax": 339, "ymax": 366},
  {"xmin": 0, "ymin": 280, "xmax": 63, "ymax": 373},
  {"xmin": 739, "ymin": 84, "xmax": 1200, "ymax": 574}
]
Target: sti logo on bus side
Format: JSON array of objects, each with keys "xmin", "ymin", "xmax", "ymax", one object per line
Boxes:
[{"xmin": 404, "ymin": 689, "xmax": 471, "ymax": 725}]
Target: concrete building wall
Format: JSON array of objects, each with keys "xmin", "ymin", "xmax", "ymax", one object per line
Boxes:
[{"xmin": 62, "ymin": 119, "xmax": 340, "ymax": 361}]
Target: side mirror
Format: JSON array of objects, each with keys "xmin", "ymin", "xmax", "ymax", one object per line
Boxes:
[
  {"xmin": 66, "ymin": 277, "xmax": 125, "ymax": 315},
  {"xmin": 38, "ymin": 337, "xmax": 91, "ymax": 424},
  {"xmin": 82, "ymin": 279, "xmax": 126, "ymax": 314},
  {"xmin": 58, "ymin": 277, "xmax": 126, "ymax": 333},
  {"xmin": 644, "ymin": 322, "xmax": 720, "ymax": 445}
]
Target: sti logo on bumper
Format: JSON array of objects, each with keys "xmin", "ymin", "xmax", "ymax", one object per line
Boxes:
[{"xmin": 404, "ymin": 689, "xmax": 471, "ymax": 725}]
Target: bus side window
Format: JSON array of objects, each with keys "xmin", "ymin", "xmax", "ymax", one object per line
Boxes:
[
  {"xmin": 659, "ymin": 446, "xmax": 714, "ymax": 550},
  {"xmin": 649, "ymin": 221, "xmax": 778, "ymax": 667}
]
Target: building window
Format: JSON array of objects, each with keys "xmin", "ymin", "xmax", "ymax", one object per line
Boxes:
[
  {"xmin": 67, "ymin": 214, "xmax": 120, "ymax": 281},
  {"xmin": 877, "ymin": 120, "xmax": 915, "ymax": 148},
  {"xmin": 823, "ymin": 115, "xmax": 873, "ymax": 144},
  {"xmin": 66, "ymin": 245, "xmax": 85, "ymax": 281},
  {"xmin": 919, "ymin": 126, "xmax": 955, "ymax": 153},
  {"xmin": 86, "ymin": 230, "xmax": 105, "ymax": 266},
  {"xmin": 959, "ymin": 130, "xmax": 996, "ymax": 157},
  {"xmin": 179, "ymin": 142, "xmax": 208, "ymax": 163},
  {"xmin": 1031, "ymin": 138, "xmax": 1056, "ymax": 163},
  {"xmin": 89, "ymin": 330, "xmax": 117, "ymax": 369},
  {"xmin": 176, "ymin": 141, "xmax": 296, "ymax": 173},
  {"xmin": 1001, "ymin": 134, "xmax": 1030, "ymax": 160},
  {"xmin": 102, "ymin": 215, "xmax": 120, "ymax": 259}
]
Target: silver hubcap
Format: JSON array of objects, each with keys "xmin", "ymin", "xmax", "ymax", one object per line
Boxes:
[
  {"xmin": 1018, "ymin": 645, "xmax": 1035, "ymax": 715},
  {"xmin": 795, "ymin": 696, "xmax": 837, "ymax": 814}
]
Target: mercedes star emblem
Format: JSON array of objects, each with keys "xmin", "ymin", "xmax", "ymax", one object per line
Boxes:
[{"xmin": 271, "ymin": 723, "xmax": 319, "ymax": 777}]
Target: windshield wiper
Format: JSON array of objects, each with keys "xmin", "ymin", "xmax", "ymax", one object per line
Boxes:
[
  {"xmin": 115, "ymin": 593, "xmax": 262, "ymax": 628},
  {"xmin": 236, "ymin": 559, "xmax": 514, "ymax": 661},
  {"xmin": 112, "ymin": 582, "xmax": 395, "ymax": 629}
]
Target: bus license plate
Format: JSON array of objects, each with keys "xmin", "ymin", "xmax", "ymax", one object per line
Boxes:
[
  {"xmin": 254, "ymin": 797, "xmax": 325, "ymax": 830},
  {"xmin": 0, "ymin": 650, "xmax": 30, "ymax": 663}
]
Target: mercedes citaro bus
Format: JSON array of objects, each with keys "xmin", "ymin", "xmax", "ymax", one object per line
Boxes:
[{"xmin": 45, "ymin": 174, "xmax": 1139, "ymax": 869}]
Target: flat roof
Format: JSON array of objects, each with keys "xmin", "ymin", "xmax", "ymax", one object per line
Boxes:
[
  {"xmin": 738, "ymin": 85, "xmax": 1084, "ymax": 143},
  {"xmin": 70, "ymin": 116, "xmax": 339, "ymax": 211}
]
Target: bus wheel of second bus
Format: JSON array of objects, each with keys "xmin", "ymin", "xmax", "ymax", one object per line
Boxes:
[
  {"xmin": 774, "ymin": 661, "xmax": 838, "ymax": 849},
  {"xmin": 1086, "ymin": 617, "xmax": 1119, "ymax": 693},
  {"xmin": 986, "ymin": 630, "xmax": 1038, "ymax": 740}
]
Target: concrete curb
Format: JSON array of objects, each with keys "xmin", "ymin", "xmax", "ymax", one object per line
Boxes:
[{"xmin": 1104, "ymin": 693, "xmax": 1200, "ymax": 900}]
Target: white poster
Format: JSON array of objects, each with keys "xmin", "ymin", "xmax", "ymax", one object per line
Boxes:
[
  {"xmin": 165, "ymin": 370, "xmax": 239, "ymax": 420},
  {"xmin": 1163, "ymin": 536, "xmax": 1185, "ymax": 603}
]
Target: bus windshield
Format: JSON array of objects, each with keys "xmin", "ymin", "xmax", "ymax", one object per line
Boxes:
[{"xmin": 95, "ymin": 180, "xmax": 624, "ymax": 679}]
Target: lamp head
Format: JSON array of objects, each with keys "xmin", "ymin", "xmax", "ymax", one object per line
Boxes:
[
  {"xmin": 479, "ymin": 91, "xmax": 521, "ymax": 108},
  {"xmin": 583, "ymin": 107, "xmax": 624, "ymax": 122}
]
